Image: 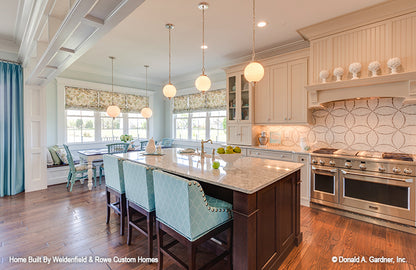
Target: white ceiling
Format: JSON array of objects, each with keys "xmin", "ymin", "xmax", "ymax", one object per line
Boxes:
[{"xmin": 61, "ymin": 0, "xmax": 386, "ymax": 89}]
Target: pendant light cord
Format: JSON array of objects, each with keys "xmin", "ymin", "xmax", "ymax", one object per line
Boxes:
[
  {"xmin": 111, "ymin": 57, "xmax": 114, "ymax": 105},
  {"xmin": 145, "ymin": 66, "xmax": 149, "ymax": 106},
  {"xmin": 202, "ymin": 7, "xmax": 205, "ymax": 75},
  {"xmin": 169, "ymin": 27, "xmax": 172, "ymax": 84},
  {"xmin": 252, "ymin": 0, "xmax": 256, "ymax": 61}
]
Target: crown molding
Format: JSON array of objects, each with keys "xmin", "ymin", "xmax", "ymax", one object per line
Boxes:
[{"xmin": 298, "ymin": 0, "xmax": 416, "ymax": 41}]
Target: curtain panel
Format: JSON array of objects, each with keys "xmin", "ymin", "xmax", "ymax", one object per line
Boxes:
[
  {"xmin": 173, "ymin": 89, "xmax": 226, "ymax": 113},
  {"xmin": 65, "ymin": 86, "xmax": 148, "ymax": 113},
  {"xmin": 0, "ymin": 62, "xmax": 24, "ymax": 197}
]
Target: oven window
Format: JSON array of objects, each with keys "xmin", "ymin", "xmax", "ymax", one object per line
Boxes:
[
  {"xmin": 344, "ymin": 178, "xmax": 408, "ymax": 209},
  {"xmin": 314, "ymin": 174, "xmax": 334, "ymax": 194}
]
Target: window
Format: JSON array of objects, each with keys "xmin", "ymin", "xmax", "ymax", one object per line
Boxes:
[
  {"xmin": 66, "ymin": 110, "xmax": 95, "ymax": 143},
  {"xmin": 173, "ymin": 110, "xmax": 226, "ymax": 142},
  {"xmin": 101, "ymin": 112, "xmax": 123, "ymax": 142},
  {"xmin": 65, "ymin": 110, "xmax": 148, "ymax": 144},
  {"xmin": 174, "ymin": 113, "xmax": 189, "ymax": 140},
  {"xmin": 191, "ymin": 112, "xmax": 207, "ymax": 141},
  {"xmin": 128, "ymin": 113, "xmax": 147, "ymax": 139},
  {"xmin": 209, "ymin": 111, "xmax": 227, "ymax": 142}
]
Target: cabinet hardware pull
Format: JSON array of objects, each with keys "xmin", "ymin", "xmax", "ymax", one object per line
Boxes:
[{"xmin": 368, "ymin": 205, "xmax": 378, "ymax": 210}]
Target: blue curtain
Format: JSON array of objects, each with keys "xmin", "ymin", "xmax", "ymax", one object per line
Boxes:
[{"xmin": 0, "ymin": 62, "xmax": 24, "ymax": 197}]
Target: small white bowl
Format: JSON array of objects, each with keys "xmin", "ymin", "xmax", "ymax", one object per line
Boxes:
[{"xmin": 217, "ymin": 153, "xmax": 242, "ymax": 170}]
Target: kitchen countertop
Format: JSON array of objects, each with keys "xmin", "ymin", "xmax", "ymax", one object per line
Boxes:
[{"xmin": 115, "ymin": 148, "xmax": 304, "ymax": 194}]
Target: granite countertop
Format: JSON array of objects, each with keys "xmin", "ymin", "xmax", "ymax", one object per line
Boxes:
[{"xmin": 115, "ymin": 148, "xmax": 303, "ymax": 194}]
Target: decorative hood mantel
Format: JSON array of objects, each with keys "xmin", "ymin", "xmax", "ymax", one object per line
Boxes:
[{"xmin": 306, "ymin": 71, "xmax": 416, "ymax": 108}]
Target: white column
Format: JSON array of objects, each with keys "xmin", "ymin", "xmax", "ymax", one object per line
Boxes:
[{"xmin": 24, "ymin": 82, "xmax": 47, "ymax": 192}]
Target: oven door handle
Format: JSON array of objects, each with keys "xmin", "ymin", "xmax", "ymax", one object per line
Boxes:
[
  {"xmin": 340, "ymin": 170, "xmax": 414, "ymax": 183},
  {"xmin": 312, "ymin": 166, "xmax": 337, "ymax": 173}
]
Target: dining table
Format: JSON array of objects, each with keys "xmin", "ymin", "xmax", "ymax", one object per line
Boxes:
[{"xmin": 77, "ymin": 148, "xmax": 109, "ymax": 190}]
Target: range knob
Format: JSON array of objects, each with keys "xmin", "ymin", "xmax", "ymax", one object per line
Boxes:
[
  {"xmin": 378, "ymin": 167, "xmax": 386, "ymax": 173},
  {"xmin": 329, "ymin": 160, "xmax": 336, "ymax": 166},
  {"xmin": 345, "ymin": 162, "xmax": 352, "ymax": 169},
  {"xmin": 403, "ymin": 168, "xmax": 413, "ymax": 175},
  {"xmin": 392, "ymin": 167, "xmax": 402, "ymax": 174},
  {"xmin": 312, "ymin": 159, "xmax": 318, "ymax": 165},
  {"xmin": 359, "ymin": 163, "xmax": 367, "ymax": 170},
  {"xmin": 319, "ymin": 160, "xmax": 325, "ymax": 165}
]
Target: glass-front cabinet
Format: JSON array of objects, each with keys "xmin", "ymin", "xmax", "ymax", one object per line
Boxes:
[{"xmin": 226, "ymin": 72, "xmax": 253, "ymax": 124}]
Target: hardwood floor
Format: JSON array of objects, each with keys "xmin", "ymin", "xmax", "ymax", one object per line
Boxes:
[{"xmin": 1, "ymin": 180, "xmax": 415, "ymax": 270}]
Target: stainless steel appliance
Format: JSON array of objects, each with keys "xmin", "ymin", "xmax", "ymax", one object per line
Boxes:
[{"xmin": 310, "ymin": 149, "xmax": 416, "ymax": 227}]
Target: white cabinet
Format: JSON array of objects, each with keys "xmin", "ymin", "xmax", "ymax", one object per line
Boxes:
[
  {"xmin": 225, "ymin": 68, "xmax": 254, "ymax": 146},
  {"xmin": 254, "ymin": 49, "xmax": 309, "ymax": 124},
  {"xmin": 246, "ymin": 148, "xmax": 310, "ymax": 206},
  {"xmin": 227, "ymin": 124, "xmax": 252, "ymax": 145}
]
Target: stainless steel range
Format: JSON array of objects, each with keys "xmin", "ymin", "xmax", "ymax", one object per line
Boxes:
[{"xmin": 310, "ymin": 148, "xmax": 416, "ymax": 227}]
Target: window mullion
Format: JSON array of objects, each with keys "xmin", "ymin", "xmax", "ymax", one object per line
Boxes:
[
  {"xmin": 206, "ymin": 112, "xmax": 210, "ymax": 141},
  {"xmin": 95, "ymin": 111, "xmax": 101, "ymax": 142},
  {"xmin": 188, "ymin": 113, "xmax": 192, "ymax": 141}
]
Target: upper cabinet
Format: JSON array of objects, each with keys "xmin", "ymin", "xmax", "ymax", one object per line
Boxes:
[
  {"xmin": 227, "ymin": 72, "xmax": 253, "ymax": 124},
  {"xmin": 254, "ymin": 49, "xmax": 309, "ymax": 125}
]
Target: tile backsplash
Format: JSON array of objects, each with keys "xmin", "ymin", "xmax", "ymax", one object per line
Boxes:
[{"xmin": 257, "ymin": 98, "xmax": 416, "ymax": 154}]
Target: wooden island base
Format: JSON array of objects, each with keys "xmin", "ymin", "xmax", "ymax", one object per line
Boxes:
[
  {"xmin": 201, "ymin": 170, "xmax": 302, "ymax": 270},
  {"xmin": 232, "ymin": 170, "xmax": 302, "ymax": 270}
]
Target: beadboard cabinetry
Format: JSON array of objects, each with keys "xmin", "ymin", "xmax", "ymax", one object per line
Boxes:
[{"xmin": 254, "ymin": 49, "xmax": 309, "ymax": 125}]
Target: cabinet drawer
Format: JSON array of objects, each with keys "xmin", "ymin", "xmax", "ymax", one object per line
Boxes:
[{"xmin": 248, "ymin": 149, "xmax": 294, "ymax": 161}]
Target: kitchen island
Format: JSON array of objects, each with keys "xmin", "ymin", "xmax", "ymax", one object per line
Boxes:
[{"xmin": 115, "ymin": 149, "xmax": 304, "ymax": 270}]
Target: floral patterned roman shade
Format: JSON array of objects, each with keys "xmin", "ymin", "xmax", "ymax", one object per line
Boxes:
[
  {"xmin": 173, "ymin": 89, "xmax": 226, "ymax": 113},
  {"xmin": 65, "ymin": 86, "xmax": 148, "ymax": 113}
]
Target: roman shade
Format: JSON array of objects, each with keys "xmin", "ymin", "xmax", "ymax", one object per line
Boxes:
[
  {"xmin": 173, "ymin": 89, "xmax": 226, "ymax": 113},
  {"xmin": 65, "ymin": 86, "xmax": 148, "ymax": 113}
]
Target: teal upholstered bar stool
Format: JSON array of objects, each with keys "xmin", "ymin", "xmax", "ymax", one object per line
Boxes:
[
  {"xmin": 103, "ymin": 154, "xmax": 126, "ymax": 235},
  {"xmin": 63, "ymin": 144, "xmax": 97, "ymax": 192},
  {"xmin": 123, "ymin": 161, "xmax": 156, "ymax": 257},
  {"xmin": 98, "ymin": 143, "xmax": 130, "ymax": 185},
  {"xmin": 153, "ymin": 170, "xmax": 233, "ymax": 270}
]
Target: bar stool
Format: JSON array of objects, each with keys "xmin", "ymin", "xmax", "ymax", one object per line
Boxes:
[
  {"xmin": 123, "ymin": 160, "xmax": 156, "ymax": 258},
  {"xmin": 103, "ymin": 154, "xmax": 126, "ymax": 235},
  {"xmin": 153, "ymin": 170, "xmax": 233, "ymax": 270}
]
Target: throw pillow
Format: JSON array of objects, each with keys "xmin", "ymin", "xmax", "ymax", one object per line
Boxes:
[
  {"xmin": 55, "ymin": 147, "xmax": 69, "ymax": 164},
  {"xmin": 48, "ymin": 146, "xmax": 62, "ymax": 165}
]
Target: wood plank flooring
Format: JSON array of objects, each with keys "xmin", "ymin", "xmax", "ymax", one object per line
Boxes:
[{"xmin": 1, "ymin": 180, "xmax": 415, "ymax": 270}]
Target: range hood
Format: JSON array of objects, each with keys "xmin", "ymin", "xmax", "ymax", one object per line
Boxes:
[{"xmin": 306, "ymin": 71, "xmax": 416, "ymax": 108}]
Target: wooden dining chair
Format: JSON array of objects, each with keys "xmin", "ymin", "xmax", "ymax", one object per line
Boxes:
[
  {"xmin": 103, "ymin": 154, "xmax": 126, "ymax": 235},
  {"xmin": 63, "ymin": 144, "xmax": 98, "ymax": 192},
  {"xmin": 123, "ymin": 161, "xmax": 156, "ymax": 257},
  {"xmin": 98, "ymin": 143, "xmax": 130, "ymax": 185},
  {"xmin": 153, "ymin": 170, "xmax": 233, "ymax": 270}
]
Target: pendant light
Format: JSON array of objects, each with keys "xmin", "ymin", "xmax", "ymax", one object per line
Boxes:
[
  {"xmin": 141, "ymin": 65, "xmax": 152, "ymax": 119},
  {"xmin": 163, "ymin": 24, "xmax": 177, "ymax": 99},
  {"xmin": 106, "ymin": 56, "xmax": 121, "ymax": 118},
  {"xmin": 195, "ymin": 2, "xmax": 211, "ymax": 92},
  {"xmin": 244, "ymin": 0, "xmax": 264, "ymax": 83}
]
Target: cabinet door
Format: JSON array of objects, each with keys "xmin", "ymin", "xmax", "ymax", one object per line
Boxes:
[
  {"xmin": 227, "ymin": 125, "xmax": 241, "ymax": 144},
  {"xmin": 271, "ymin": 63, "xmax": 288, "ymax": 122},
  {"xmin": 227, "ymin": 74, "xmax": 238, "ymax": 123},
  {"xmin": 240, "ymin": 74, "xmax": 251, "ymax": 123},
  {"xmin": 254, "ymin": 66, "xmax": 271, "ymax": 124},
  {"xmin": 240, "ymin": 125, "xmax": 252, "ymax": 145},
  {"xmin": 288, "ymin": 58, "xmax": 308, "ymax": 123}
]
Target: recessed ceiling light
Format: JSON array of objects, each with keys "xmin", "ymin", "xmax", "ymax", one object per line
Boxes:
[
  {"xmin": 201, "ymin": 45, "xmax": 208, "ymax": 49},
  {"xmin": 257, "ymin": 21, "xmax": 267, "ymax": 28}
]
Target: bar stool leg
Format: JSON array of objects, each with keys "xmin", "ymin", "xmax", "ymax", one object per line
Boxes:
[{"xmin": 157, "ymin": 221, "xmax": 163, "ymax": 270}]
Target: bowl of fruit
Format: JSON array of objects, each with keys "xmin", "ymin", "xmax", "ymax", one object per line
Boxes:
[{"xmin": 216, "ymin": 146, "xmax": 242, "ymax": 170}]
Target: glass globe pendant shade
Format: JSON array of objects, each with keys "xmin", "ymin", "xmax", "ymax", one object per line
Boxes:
[
  {"xmin": 141, "ymin": 107, "xmax": 152, "ymax": 118},
  {"xmin": 106, "ymin": 105, "xmax": 120, "ymax": 118},
  {"xmin": 244, "ymin": 61, "xmax": 264, "ymax": 82},
  {"xmin": 195, "ymin": 74, "xmax": 211, "ymax": 92},
  {"xmin": 163, "ymin": 83, "xmax": 177, "ymax": 99}
]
